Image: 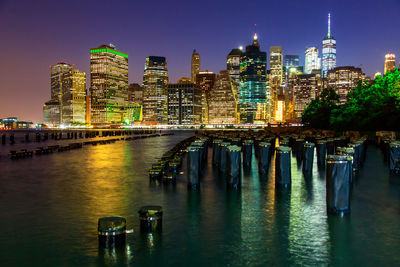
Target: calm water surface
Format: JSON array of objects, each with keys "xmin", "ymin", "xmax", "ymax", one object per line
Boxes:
[{"xmin": 0, "ymin": 131, "xmax": 400, "ymax": 266}]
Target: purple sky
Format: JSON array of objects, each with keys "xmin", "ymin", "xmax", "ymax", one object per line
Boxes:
[{"xmin": 0, "ymin": 0, "xmax": 399, "ymax": 122}]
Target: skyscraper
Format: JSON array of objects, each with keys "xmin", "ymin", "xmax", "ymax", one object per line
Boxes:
[
  {"xmin": 208, "ymin": 70, "xmax": 237, "ymax": 124},
  {"xmin": 239, "ymin": 33, "xmax": 268, "ymax": 123},
  {"xmin": 167, "ymin": 81, "xmax": 202, "ymax": 124},
  {"xmin": 292, "ymin": 73, "xmax": 321, "ymax": 120},
  {"xmin": 61, "ymin": 69, "xmax": 86, "ymax": 125},
  {"xmin": 384, "ymin": 54, "xmax": 396, "ymax": 74},
  {"xmin": 322, "ymin": 13, "xmax": 337, "ymax": 77},
  {"xmin": 47, "ymin": 62, "xmax": 73, "ymax": 124},
  {"xmin": 227, "ymin": 48, "xmax": 242, "ymax": 85},
  {"xmin": 327, "ymin": 66, "xmax": 364, "ymax": 104},
  {"xmin": 270, "ymin": 46, "xmax": 284, "ymax": 122},
  {"xmin": 90, "ymin": 44, "xmax": 129, "ymax": 124},
  {"xmin": 196, "ymin": 71, "xmax": 216, "ymax": 124},
  {"xmin": 43, "ymin": 62, "xmax": 86, "ymax": 126},
  {"xmin": 142, "ymin": 56, "xmax": 168, "ymax": 123},
  {"xmin": 270, "ymin": 46, "xmax": 284, "ymax": 86},
  {"xmin": 305, "ymin": 47, "xmax": 321, "ymax": 74},
  {"xmin": 191, "ymin": 50, "xmax": 200, "ymax": 83},
  {"xmin": 50, "ymin": 62, "xmax": 73, "ymax": 104}
]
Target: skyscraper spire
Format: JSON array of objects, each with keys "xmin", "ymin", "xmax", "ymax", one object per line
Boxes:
[
  {"xmin": 252, "ymin": 24, "xmax": 260, "ymax": 48},
  {"xmin": 322, "ymin": 13, "xmax": 336, "ymax": 77},
  {"xmin": 328, "ymin": 13, "xmax": 331, "ymax": 38}
]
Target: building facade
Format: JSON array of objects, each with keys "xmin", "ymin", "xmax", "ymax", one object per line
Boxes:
[
  {"xmin": 270, "ymin": 46, "xmax": 284, "ymax": 86},
  {"xmin": 89, "ymin": 44, "xmax": 129, "ymax": 124},
  {"xmin": 167, "ymin": 82, "xmax": 202, "ymax": 124},
  {"xmin": 191, "ymin": 50, "xmax": 200, "ymax": 83},
  {"xmin": 43, "ymin": 62, "xmax": 86, "ymax": 125},
  {"xmin": 239, "ymin": 33, "xmax": 268, "ymax": 123},
  {"xmin": 196, "ymin": 71, "xmax": 216, "ymax": 124},
  {"xmin": 292, "ymin": 73, "xmax": 321, "ymax": 120},
  {"xmin": 208, "ymin": 71, "xmax": 237, "ymax": 124},
  {"xmin": 384, "ymin": 54, "xmax": 396, "ymax": 74},
  {"xmin": 305, "ymin": 47, "xmax": 320, "ymax": 74},
  {"xmin": 270, "ymin": 46, "xmax": 284, "ymax": 122},
  {"xmin": 322, "ymin": 14, "xmax": 337, "ymax": 77},
  {"xmin": 61, "ymin": 69, "xmax": 86, "ymax": 125},
  {"xmin": 43, "ymin": 62, "xmax": 73, "ymax": 124},
  {"xmin": 227, "ymin": 48, "xmax": 241, "ymax": 85},
  {"xmin": 128, "ymin": 83, "xmax": 143, "ymax": 105},
  {"xmin": 327, "ymin": 66, "xmax": 364, "ymax": 104},
  {"xmin": 142, "ymin": 56, "xmax": 168, "ymax": 124}
]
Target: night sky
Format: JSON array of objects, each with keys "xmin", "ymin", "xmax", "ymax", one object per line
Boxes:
[{"xmin": 0, "ymin": 0, "xmax": 399, "ymax": 122}]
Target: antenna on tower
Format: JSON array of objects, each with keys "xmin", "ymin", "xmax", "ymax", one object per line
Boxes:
[
  {"xmin": 328, "ymin": 13, "xmax": 331, "ymax": 38},
  {"xmin": 252, "ymin": 24, "xmax": 259, "ymax": 41}
]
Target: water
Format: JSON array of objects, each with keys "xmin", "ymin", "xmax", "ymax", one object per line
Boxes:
[{"xmin": 0, "ymin": 131, "xmax": 400, "ymax": 266}]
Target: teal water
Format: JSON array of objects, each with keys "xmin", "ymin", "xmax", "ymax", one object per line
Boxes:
[{"xmin": 0, "ymin": 132, "xmax": 399, "ymax": 266}]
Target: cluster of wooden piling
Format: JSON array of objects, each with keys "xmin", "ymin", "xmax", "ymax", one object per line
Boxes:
[
  {"xmin": 3, "ymin": 130, "xmax": 174, "ymax": 160},
  {"xmin": 147, "ymin": 130, "xmax": 369, "ymax": 216},
  {"xmin": 149, "ymin": 136, "xmax": 196, "ymax": 183}
]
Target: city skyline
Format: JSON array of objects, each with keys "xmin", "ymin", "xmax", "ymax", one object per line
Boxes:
[{"xmin": 0, "ymin": 0, "xmax": 399, "ymax": 122}]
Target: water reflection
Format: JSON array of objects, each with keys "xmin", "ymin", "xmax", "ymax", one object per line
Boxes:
[
  {"xmin": 98, "ymin": 243, "xmax": 134, "ymax": 266},
  {"xmin": 1, "ymin": 133, "xmax": 400, "ymax": 265},
  {"xmin": 288, "ymin": 152, "xmax": 329, "ymax": 265}
]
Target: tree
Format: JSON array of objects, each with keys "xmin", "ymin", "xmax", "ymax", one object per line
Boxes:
[
  {"xmin": 302, "ymin": 87, "xmax": 339, "ymax": 129},
  {"xmin": 302, "ymin": 68, "xmax": 400, "ymax": 130}
]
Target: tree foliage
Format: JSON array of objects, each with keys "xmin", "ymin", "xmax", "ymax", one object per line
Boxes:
[{"xmin": 302, "ymin": 68, "xmax": 400, "ymax": 130}]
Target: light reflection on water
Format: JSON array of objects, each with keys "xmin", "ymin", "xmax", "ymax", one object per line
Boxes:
[{"xmin": 0, "ymin": 132, "xmax": 400, "ymax": 266}]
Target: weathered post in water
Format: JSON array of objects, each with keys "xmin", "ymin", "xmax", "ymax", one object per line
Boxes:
[
  {"xmin": 227, "ymin": 145, "xmax": 241, "ymax": 188},
  {"xmin": 303, "ymin": 142, "xmax": 315, "ymax": 173},
  {"xmin": 98, "ymin": 216, "xmax": 126, "ymax": 247},
  {"xmin": 326, "ymin": 155, "xmax": 352, "ymax": 216},
  {"xmin": 138, "ymin": 206, "xmax": 163, "ymax": 232},
  {"xmin": 275, "ymin": 146, "xmax": 292, "ymax": 188}
]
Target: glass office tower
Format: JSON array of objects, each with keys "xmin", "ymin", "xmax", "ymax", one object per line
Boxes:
[
  {"xmin": 90, "ymin": 44, "xmax": 129, "ymax": 124},
  {"xmin": 322, "ymin": 13, "xmax": 337, "ymax": 77},
  {"xmin": 142, "ymin": 56, "xmax": 168, "ymax": 123},
  {"xmin": 239, "ymin": 33, "xmax": 268, "ymax": 123}
]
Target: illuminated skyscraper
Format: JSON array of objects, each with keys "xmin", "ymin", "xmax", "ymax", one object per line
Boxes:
[
  {"xmin": 196, "ymin": 71, "xmax": 216, "ymax": 124},
  {"xmin": 191, "ymin": 50, "xmax": 200, "ymax": 83},
  {"xmin": 292, "ymin": 73, "xmax": 321, "ymax": 120},
  {"xmin": 44, "ymin": 62, "xmax": 73, "ymax": 124},
  {"xmin": 239, "ymin": 33, "xmax": 268, "ymax": 123},
  {"xmin": 208, "ymin": 70, "xmax": 237, "ymax": 124},
  {"xmin": 270, "ymin": 46, "xmax": 284, "ymax": 122},
  {"xmin": 142, "ymin": 56, "xmax": 168, "ymax": 123},
  {"xmin": 167, "ymin": 81, "xmax": 202, "ymax": 124},
  {"xmin": 322, "ymin": 13, "xmax": 337, "ymax": 77},
  {"xmin": 227, "ymin": 48, "xmax": 241, "ymax": 85},
  {"xmin": 384, "ymin": 54, "xmax": 396, "ymax": 74},
  {"xmin": 61, "ymin": 69, "xmax": 86, "ymax": 125},
  {"xmin": 327, "ymin": 66, "xmax": 364, "ymax": 104},
  {"xmin": 43, "ymin": 62, "xmax": 86, "ymax": 126},
  {"xmin": 50, "ymin": 62, "xmax": 73, "ymax": 104},
  {"xmin": 305, "ymin": 47, "xmax": 321, "ymax": 74},
  {"xmin": 90, "ymin": 44, "xmax": 129, "ymax": 124},
  {"xmin": 270, "ymin": 46, "xmax": 284, "ymax": 86}
]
